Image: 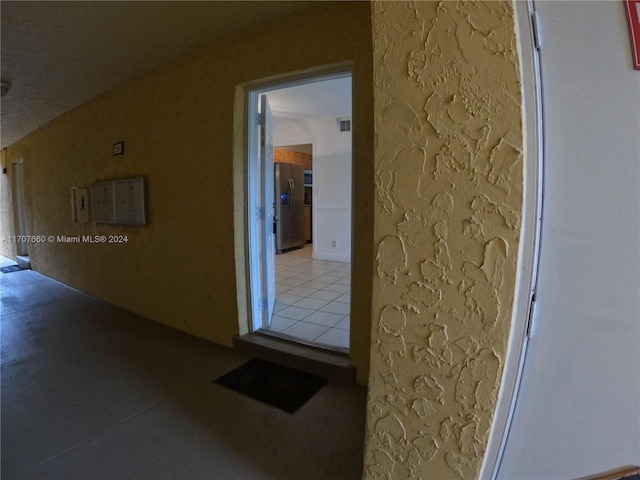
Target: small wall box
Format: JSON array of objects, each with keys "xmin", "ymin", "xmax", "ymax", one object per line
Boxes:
[
  {"xmin": 91, "ymin": 177, "xmax": 147, "ymax": 225},
  {"xmin": 112, "ymin": 141, "xmax": 124, "ymax": 156}
]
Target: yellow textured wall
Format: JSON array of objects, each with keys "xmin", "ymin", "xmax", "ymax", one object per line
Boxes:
[
  {"xmin": 0, "ymin": 3, "xmax": 374, "ymax": 379},
  {"xmin": 365, "ymin": 1, "xmax": 522, "ymax": 478}
]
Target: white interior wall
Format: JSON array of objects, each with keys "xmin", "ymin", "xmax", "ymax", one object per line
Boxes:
[
  {"xmin": 273, "ymin": 115, "xmax": 352, "ymax": 262},
  {"xmin": 498, "ymin": 2, "xmax": 640, "ymax": 478}
]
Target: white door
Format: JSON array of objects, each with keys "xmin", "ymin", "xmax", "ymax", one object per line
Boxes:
[
  {"xmin": 498, "ymin": 2, "xmax": 640, "ymax": 479},
  {"xmin": 259, "ymin": 94, "xmax": 276, "ymax": 327},
  {"xmin": 12, "ymin": 161, "xmax": 28, "ymax": 257}
]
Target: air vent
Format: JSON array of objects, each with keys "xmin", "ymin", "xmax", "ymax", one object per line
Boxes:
[{"xmin": 337, "ymin": 117, "xmax": 351, "ymax": 133}]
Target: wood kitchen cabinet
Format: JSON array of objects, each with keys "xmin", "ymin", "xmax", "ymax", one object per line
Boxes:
[{"xmin": 274, "ymin": 148, "xmax": 311, "ymax": 169}]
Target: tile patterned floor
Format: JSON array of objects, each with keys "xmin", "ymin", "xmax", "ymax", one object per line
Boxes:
[{"xmin": 262, "ymin": 245, "xmax": 350, "ymax": 351}]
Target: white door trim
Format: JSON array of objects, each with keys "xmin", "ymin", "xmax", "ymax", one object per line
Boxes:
[
  {"xmin": 479, "ymin": 1, "xmax": 544, "ymax": 478},
  {"xmin": 233, "ymin": 64, "xmax": 354, "ymax": 336}
]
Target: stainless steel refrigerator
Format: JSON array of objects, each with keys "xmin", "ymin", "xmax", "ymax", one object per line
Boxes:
[{"xmin": 274, "ymin": 162, "xmax": 305, "ymax": 253}]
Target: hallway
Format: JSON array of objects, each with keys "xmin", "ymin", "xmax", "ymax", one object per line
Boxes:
[{"xmin": 0, "ymin": 256, "xmax": 366, "ymax": 480}]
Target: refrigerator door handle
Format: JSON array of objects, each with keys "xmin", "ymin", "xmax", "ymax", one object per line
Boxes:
[{"xmin": 289, "ymin": 178, "xmax": 294, "ymax": 213}]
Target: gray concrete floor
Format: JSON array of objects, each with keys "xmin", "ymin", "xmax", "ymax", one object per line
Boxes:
[{"xmin": 0, "ymin": 256, "xmax": 367, "ymax": 480}]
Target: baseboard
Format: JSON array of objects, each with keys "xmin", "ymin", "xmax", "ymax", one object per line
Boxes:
[{"xmin": 312, "ymin": 251, "xmax": 350, "ymax": 263}]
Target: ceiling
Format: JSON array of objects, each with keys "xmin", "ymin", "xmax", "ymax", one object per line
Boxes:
[
  {"xmin": 0, "ymin": 0, "xmax": 341, "ymax": 149},
  {"xmin": 266, "ymin": 75, "xmax": 352, "ymax": 121}
]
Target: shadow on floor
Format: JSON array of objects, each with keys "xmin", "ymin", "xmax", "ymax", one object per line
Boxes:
[{"xmin": 0, "ymin": 258, "xmax": 366, "ymax": 480}]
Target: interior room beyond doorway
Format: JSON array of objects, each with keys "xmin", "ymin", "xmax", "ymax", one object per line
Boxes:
[
  {"xmin": 245, "ymin": 71, "xmax": 353, "ymax": 353},
  {"xmin": 260, "ymin": 244, "xmax": 350, "ymax": 352}
]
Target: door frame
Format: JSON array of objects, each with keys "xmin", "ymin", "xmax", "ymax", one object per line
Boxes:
[
  {"xmin": 12, "ymin": 160, "xmax": 29, "ymax": 257},
  {"xmin": 479, "ymin": 1, "xmax": 544, "ymax": 478},
  {"xmin": 233, "ymin": 63, "xmax": 353, "ymax": 337}
]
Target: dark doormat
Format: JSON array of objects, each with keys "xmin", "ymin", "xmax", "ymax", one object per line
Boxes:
[
  {"xmin": 0, "ymin": 264, "xmax": 27, "ymax": 274},
  {"xmin": 214, "ymin": 358, "xmax": 327, "ymax": 413}
]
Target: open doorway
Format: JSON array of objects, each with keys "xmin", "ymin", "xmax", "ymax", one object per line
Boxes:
[
  {"xmin": 12, "ymin": 161, "xmax": 29, "ymax": 262},
  {"xmin": 245, "ymin": 71, "xmax": 353, "ymax": 353}
]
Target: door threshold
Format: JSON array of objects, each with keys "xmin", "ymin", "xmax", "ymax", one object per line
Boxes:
[
  {"xmin": 233, "ymin": 332, "xmax": 355, "ymax": 384},
  {"xmin": 257, "ymin": 328, "xmax": 349, "ymax": 355}
]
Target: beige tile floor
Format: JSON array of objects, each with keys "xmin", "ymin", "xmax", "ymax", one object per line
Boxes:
[{"xmin": 262, "ymin": 245, "xmax": 350, "ymax": 352}]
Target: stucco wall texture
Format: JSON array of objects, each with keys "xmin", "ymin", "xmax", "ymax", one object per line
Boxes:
[
  {"xmin": 2, "ymin": 1, "xmax": 526, "ymax": 475},
  {"xmin": 364, "ymin": 1, "xmax": 523, "ymax": 479},
  {"xmin": 0, "ymin": 3, "xmax": 374, "ymax": 381}
]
